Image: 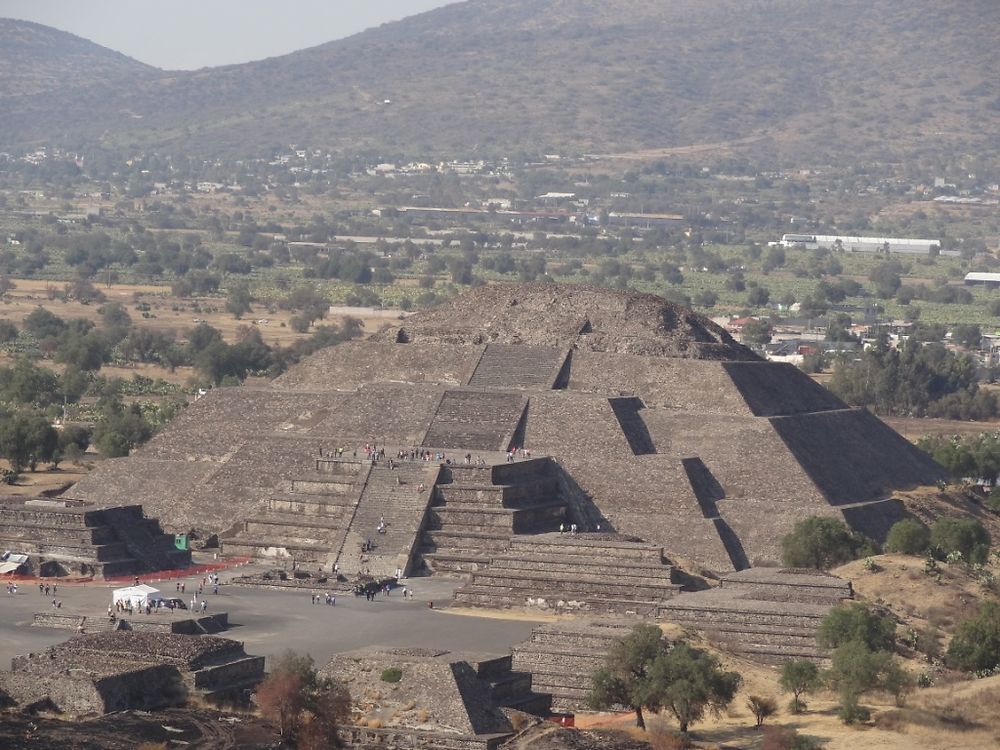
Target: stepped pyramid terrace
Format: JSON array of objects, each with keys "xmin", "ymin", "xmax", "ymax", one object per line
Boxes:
[{"xmin": 66, "ymin": 284, "xmax": 942, "ymax": 608}]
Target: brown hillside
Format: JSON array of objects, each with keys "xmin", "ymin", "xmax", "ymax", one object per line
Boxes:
[
  {"xmin": 0, "ymin": 18, "xmax": 155, "ymax": 97},
  {"xmin": 1, "ymin": 0, "xmax": 997, "ymax": 161}
]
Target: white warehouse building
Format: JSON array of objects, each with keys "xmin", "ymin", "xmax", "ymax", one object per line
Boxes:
[{"xmin": 777, "ymin": 234, "xmax": 955, "ymax": 256}]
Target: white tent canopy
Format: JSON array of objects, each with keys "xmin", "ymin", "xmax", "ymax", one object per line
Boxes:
[{"xmin": 112, "ymin": 584, "xmax": 163, "ymax": 608}]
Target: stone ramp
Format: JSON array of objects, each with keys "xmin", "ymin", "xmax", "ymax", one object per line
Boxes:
[
  {"xmin": 660, "ymin": 568, "xmax": 852, "ymax": 664},
  {"xmin": 338, "ymin": 461, "xmax": 440, "ymax": 578},
  {"xmin": 466, "ymin": 343, "xmax": 566, "ymax": 390},
  {"xmin": 422, "ymin": 390, "xmax": 527, "ymax": 451},
  {"xmin": 417, "ymin": 458, "xmax": 566, "ymax": 575},
  {"xmin": 510, "ymin": 620, "xmax": 636, "ymax": 712},
  {"xmin": 453, "ymin": 534, "xmax": 680, "ymax": 615}
]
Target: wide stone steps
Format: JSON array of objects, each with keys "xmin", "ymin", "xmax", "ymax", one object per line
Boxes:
[
  {"xmin": 0, "ymin": 536, "xmax": 127, "ymax": 562},
  {"xmin": 0, "ymin": 522, "xmax": 116, "ymax": 545},
  {"xmin": 453, "ymin": 587, "xmax": 664, "ymax": 616},
  {"xmin": 267, "ymin": 494, "xmax": 356, "ymax": 516},
  {"xmin": 290, "ymin": 472, "xmax": 362, "ymax": 495},
  {"xmin": 435, "ymin": 480, "xmax": 558, "ymax": 507},
  {"xmin": 418, "ymin": 551, "xmax": 496, "ymax": 574},
  {"xmin": 421, "ymin": 529, "xmax": 512, "ymax": 550},
  {"xmin": 660, "ymin": 604, "xmax": 828, "ymax": 630},
  {"xmin": 223, "ymin": 539, "xmax": 333, "ymax": 559},
  {"xmin": 421, "ymin": 391, "xmax": 525, "ymax": 451},
  {"xmin": 467, "ymin": 344, "xmax": 564, "ymax": 390},
  {"xmin": 427, "ymin": 503, "xmax": 565, "ymax": 533},
  {"xmin": 454, "ymin": 533, "xmax": 677, "ymax": 615},
  {"xmin": 468, "ymin": 569, "xmax": 677, "ymax": 595},
  {"xmin": 510, "ymin": 621, "xmax": 640, "ymax": 712},
  {"xmin": 505, "ymin": 537, "xmax": 667, "ymax": 562},
  {"xmin": 247, "ymin": 513, "xmax": 348, "ymax": 531},
  {"xmin": 486, "ymin": 555, "xmax": 676, "ymax": 578},
  {"xmin": 336, "ymin": 463, "xmax": 436, "ymax": 577}
]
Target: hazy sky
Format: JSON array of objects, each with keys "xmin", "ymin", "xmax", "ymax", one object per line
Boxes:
[{"xmin": 3, "ymin": 0, "xmax": 458, "ymax": 70}]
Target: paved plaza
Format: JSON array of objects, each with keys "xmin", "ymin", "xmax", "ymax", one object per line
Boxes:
[{"xmin": 0, "ymin": 565, "xmax": 542, "ymax": 670}]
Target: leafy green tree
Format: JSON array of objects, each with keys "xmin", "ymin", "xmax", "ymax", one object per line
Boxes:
[
  {"xmin": 694, "ymin": 290, "xmax": 718, "ymax": 308},
  {"xmin": 817, "ymin": 604, "xmax": 896, "ymax": 652},
  {"xmin": 869, "ymin": 262, "xmax": 903, "ymax": 299},
  {"xmin": 747, "ymin": 286, "xmax": 771, "ymax": 307},
  {"xmin": 0, "ymin": 320, "xmax": 17, "ymax": 343},
  {"xmin": 952, "ymin": 324, "xmax": 982, "ymax": 350},
  {"xmin": 781, "ymin": 517, "xmax": 875, "ymax": 569},
  {"xmin": 947, "ymin": 601, "xmax": 1000, "ymax": 673},
  {"xmin": 23, "ymin": 306, "xmax": 67, "ymax": 340},
  {"xmin": 648, "ymin": 643, "xmax": 742, "ymax": 733},
  {"xmin": 779, "ymin": 659, "xmax": 820, "ymax": 713},
  {"xmin": 830, "ymin": 339, "xmax": 993, "ymax": 419},
  {"xmin": 741, "ymin": 319, "xmax": 772, "ymax": 346},
  {"xmin": 0, "ymin": 410, "xmax": 57, "ymax": 473},
  {"xmin": 824, "ymin": 641, "xmax": 892, "ymax": 724},
  {"xmin": 882, "ymin": 660, "xmax": 915, "ymax": 707},
  {"xmin": 930, "ymin": 517, "xmax": 990, "ymax": 564},
  {"xmin": 56, "ymin": 330, "xmax": 110, "ymax": 371},
  {"xmin": 186, "ymin": 322, "xmax": 224, "ymax": 355},
  {"xmin": 226, "ymin": 283, "xmax": 254, "ymax": 319},
  {"xmin": 588, "ymin": 623, "xmax": 669, "ymax": 729},
  {"xmin": 99, "ymin": 302, "xmax": 132, "ymax": 344},
  {"xmin": 0, "ymin": 359, "xmax": 61, "ymax": 407},
  {"xmin": 884, "ymin": 518, "xmax": 931, "ymax": 555},
  {"xmin": 92, "ymin": 399, "xmax": 153, "ymax": 457}
]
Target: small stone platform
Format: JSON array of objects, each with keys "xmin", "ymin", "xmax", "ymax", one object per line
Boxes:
[
  {"xmin": 453, "ymin": 533, "xmax": 681, "ymax": 615},
  {"xmin": 31, "ymin": 610, "xmax": 229, "ymax": 636},
  {"xmin": 510, "ymin": 619, "xmax": 636, "ymax": 713},
  {"xmin": 0, "ymin": 498, "xmax": 190, "ymax": 578},
  {"xmin": 323, "ymin": 646, "xmax": 547, "ymax": 750},
  {"xmin": 660, "ymin": 567, "xmax": 853, "ymax": 664},
  {"xmin": 0, "ymin": 631, "xmax": 264, "ymax": 715}
]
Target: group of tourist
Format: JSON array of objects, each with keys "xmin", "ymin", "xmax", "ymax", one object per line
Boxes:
[
  {"xmin": 310, "ymin": 592, "xmax": 336, "ymax": 605},
  {"xmin": 4, "ymin": 582, "xmax": 17, "ymax": 595},
  {"xmin": 506, "ymin": 446, "xmax": 531, "ymax": 463},
  {"xmin": 37, "ymin": 582, "xmax": 58, "ymax": 596}
]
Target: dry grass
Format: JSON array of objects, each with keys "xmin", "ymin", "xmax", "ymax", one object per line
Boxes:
[
  {"xmin": 0, "ymin": 459, "xmax": 90, "ymax": 497},
  {"xmin": 836, "ymin": 553, "xmax": 993, "ymax": 636}
]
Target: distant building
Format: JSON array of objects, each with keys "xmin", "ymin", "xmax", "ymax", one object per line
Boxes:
[
  {"xmin": 964, "ymin": 272, "xmax": 1000, "ymax": 288},
  {"xmin": 776, "ymin": 234, "xmax": 955, "ymax": 256}
]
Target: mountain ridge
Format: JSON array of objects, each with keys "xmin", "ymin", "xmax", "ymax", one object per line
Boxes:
[{"xmin": 1, "ymin": 1, "xmax": 997, "ymax": 161}]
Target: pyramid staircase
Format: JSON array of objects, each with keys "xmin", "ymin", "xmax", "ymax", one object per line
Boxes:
[
  {"xmin": 466, "ymin": 344, "xmax": 566, "ymax": 390},
  {"xmin": 337, "ymin": 460, "xmax": 441, "ymax": 578},
  {"xmin": 421, "ymin": 390, "xmax": 527, "ymax": 451},
  {"xmin": 415, "ymin": 458, "xmax": 567, "ymax": 575}
]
